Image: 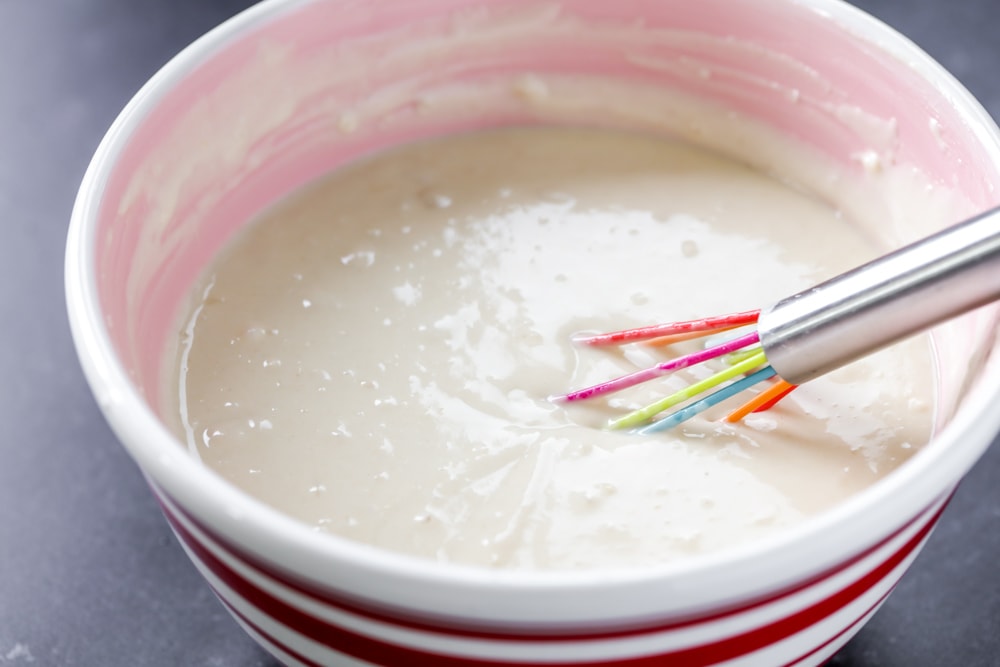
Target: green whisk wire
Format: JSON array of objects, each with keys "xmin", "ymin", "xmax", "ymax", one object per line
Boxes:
[
  {"xmin": 638, "ymin": 365, "xmax": 777, "ymax": 434},
  {"xmin": 608, "ymin": 350, "xmax": 768, "ymax": 430}
]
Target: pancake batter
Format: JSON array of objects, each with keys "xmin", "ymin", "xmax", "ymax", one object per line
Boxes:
[{"xmin": 165, "ymin": 127, "xmax": 932, "ymax": 569}]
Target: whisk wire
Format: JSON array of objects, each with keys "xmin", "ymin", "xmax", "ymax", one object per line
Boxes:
[
  {"xmin": 558, "ymin": 331, "xmax": 760, "ymax": 403},
  {"xmin": 724, "ymin": 380, "xmax": 797, "ymax": 423},
  {"xmin": 573, "ymin": 310, "xmax": 760, "ymax": 346},
  {"xmin": 639, "ymin": 365, "xmax": 778, "ymax": 434},
  {"xmin": 609, "ymin": 349, "xmax": 768, "ymax": 430}
]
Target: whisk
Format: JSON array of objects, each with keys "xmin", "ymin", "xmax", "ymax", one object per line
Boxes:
[{"xmin": 554, "ymin": 206, "xmax": 1000, "ymax": 434}]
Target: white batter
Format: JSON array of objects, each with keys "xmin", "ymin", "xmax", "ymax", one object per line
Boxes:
[{"xmin": 166, "ymin": 127, "xmax": 932, "ymax": 569}]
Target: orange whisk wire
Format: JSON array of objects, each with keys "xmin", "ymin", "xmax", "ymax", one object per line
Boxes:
[{"xmin": 724, "ymin": 380, "xmax": 796, "ymax": 422}]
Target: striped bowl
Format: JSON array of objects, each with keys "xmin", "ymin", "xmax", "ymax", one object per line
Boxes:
[{"xmin": 66, "ymin": 0, "xmax": 1000, "ymax": 665}]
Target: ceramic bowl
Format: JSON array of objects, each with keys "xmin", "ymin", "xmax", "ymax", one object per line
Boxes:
[{"xmin": 66, "ymin": 1, "xmax": 1000, "ymax": 664}]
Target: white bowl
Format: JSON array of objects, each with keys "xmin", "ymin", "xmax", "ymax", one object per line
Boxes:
[{"xmin": 66, "ymin": 1, "xmax": 1000, "ymax": 664}]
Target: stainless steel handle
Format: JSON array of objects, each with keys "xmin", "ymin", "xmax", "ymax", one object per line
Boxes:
[{"xmin": 758, "ymin": 206, "xmax": 1000, "ymax": 385}]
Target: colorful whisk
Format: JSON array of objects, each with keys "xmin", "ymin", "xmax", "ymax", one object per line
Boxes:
[{"xmin": 555, "ymin": 206, "xmax": 1000, "ymax": 433}]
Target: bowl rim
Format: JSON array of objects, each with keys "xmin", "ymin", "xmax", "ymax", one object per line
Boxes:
[{"xmin": 65, "ymin": 0, "xmax": 1000, "ymax": 621}]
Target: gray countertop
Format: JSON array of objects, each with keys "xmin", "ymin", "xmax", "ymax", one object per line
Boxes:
[{"xmin": 1, "ymin": 1, "xmax": 997, "ymax": 664}]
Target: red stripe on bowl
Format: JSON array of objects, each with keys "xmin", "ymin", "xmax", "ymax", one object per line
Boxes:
[
  {"xmin": 217, "ymin": 596, "xmax": 326, "ymax": 667},
  {"xmin": 779, "ymin": 566, "xmax": 909, "ymax": 667},
  {"xmin": 158, "ymin": 494, "xmax": 944, "ymax": 667},
  {"xmin": 219, "ymin": 569, "xmax": 902, "ymax": 667},
  {"xmin": 220, "ymin": 589, "xmax": 325, "ymax": 667},
  {"xmin": 160, "ymin": 489, "xmax": 949, "ymax": 641}
]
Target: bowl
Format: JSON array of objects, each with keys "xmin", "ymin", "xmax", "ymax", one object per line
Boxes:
[{"xmin": 65, "ymin": 0, "xmax": 1000, "ymax": 665}]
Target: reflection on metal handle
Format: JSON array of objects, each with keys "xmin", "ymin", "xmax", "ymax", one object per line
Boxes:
[{"xmin": 758, "ymin": 206, "xmax": 1000, "ymax": 385}]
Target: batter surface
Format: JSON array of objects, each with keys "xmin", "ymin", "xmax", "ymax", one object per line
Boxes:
[{"xmin": 166, "ymin": 127, "xmax": 932, "ymax": 569}]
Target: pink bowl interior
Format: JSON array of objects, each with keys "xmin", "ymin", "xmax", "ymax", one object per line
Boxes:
[{"xmin": 95, "ymin": 0, "xmax": 1000, "ymax": 418}]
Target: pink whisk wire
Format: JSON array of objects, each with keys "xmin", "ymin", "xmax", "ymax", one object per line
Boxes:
[
  {"xmin": 572, "ymin": 309, "xmax": 760, "ymax": 346},
  {"xmin": 554, "ymin": 330, "xmax": 761, "ymax": 403}
]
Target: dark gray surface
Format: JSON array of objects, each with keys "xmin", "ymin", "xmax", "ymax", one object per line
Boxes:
[{"xmin": 0, "ymin": 1, "xmax": 996, "ymax": 665}]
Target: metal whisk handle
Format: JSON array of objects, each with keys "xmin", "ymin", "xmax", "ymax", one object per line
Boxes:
[{"xmin": 758, "ymin": 206, "xmax": 1000, "ymax": 385}]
